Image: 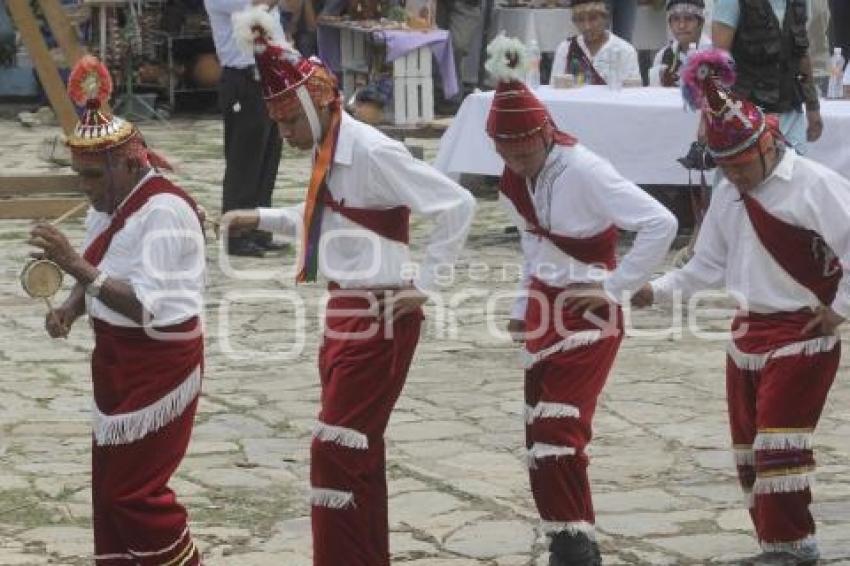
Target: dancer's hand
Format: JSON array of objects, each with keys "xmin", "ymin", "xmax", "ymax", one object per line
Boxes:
[
  {"xmin": 631, "ymin": 284, "xmax": 655, "ymax": 309},
  {"xmin": 28, "ymin": 224, "xmax": 80, "ymax": 273},
  {"xmin": 221, "ymin": 209, "xmax": 260, "ymax": 237},
  {"xmin": 45, "ymin": 305, "xmax": 74, "ymax": 338},
  {"xmin": 562, "ymin": 282, "xmax": 613, "ymax": 315},
  {"xmin": 378, "ymin": 287, "xmax": 428, "ymax": 322},
  {"xmin": 801, "ymin": 305, "xmax": 844, "ymax": 336},
  {"xmin": 507, "ymin": 319, "xmax": 526, "ymax": 343}
]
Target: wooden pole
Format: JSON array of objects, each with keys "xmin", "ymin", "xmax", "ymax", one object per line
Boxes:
[{"xmin": 7, "ymin": 0, "xmax": 78, "ymax": 135}]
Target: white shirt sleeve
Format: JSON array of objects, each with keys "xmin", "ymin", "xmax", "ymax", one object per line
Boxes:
[
  {"xmin": 498, "ymin": 193, "xmax": 535, "ymax": 320},
  {"xmin": 651, "ymin": 191, "xmax": 728, "ymax": 302},
  {"xmin": 125, "ymin": 198, "xmax": 205, "ymax": 322},
  {"xmin": 550, "ymin": 40, "xmax": 569, "ymax": 82},
  {"xmin": 581, "ymin": 161, "xmax": 678, "ymax": 303},
  {"xmin": 368, "ymin": 143, "xmax": 476, "ymax": 293},
  {"xmin": 510, "ymin": 230, "xmax": 536, "ymax": 320},
  {"xmin": 257, "ymin": 203, "xmax": 305, "ymax": 236},
  {"xmin": 844, "ymin": 62, "xmax": 850, "ymax": 85},
  {"xmin": 799, "ymin": 172, "xmax": 850, "ymax": 319}
]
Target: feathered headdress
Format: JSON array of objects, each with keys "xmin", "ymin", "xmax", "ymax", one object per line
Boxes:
[
  {"xmin": 66, "ymin": 56, "xmax": 173, "ymax": 170},
  {"xmin": 232, "ymin": 5, "xmax": 337, "ymax": 121},
  {"xmin": 66, "ymin": 55, "xmax": 134, "ymax": 152},
  {"xmin": 680, "ymin": 48, "xmax": 769, "ymax": 160}
]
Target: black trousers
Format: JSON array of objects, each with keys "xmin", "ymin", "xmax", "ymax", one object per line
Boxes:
[
  {"xmin": 830, "ymin": 0, "xmax": 850, "ymax": 62},
  {"xmin": 218, "ymin": 67, "xmax": 282, "ymax": 215}
]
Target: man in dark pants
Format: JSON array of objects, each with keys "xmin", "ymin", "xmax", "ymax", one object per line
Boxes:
[
  {"xmin": 712, "ymin": 0, "xmax": 824, "ymax": 155},
  {"xmin": 603, "ymin": 0, "xmax": 637, "ymax": 42},
  {"xmin": 205, "ymin": 0, "xmax": 284, "ymax": 256},
  {"xmin": 830, "ymin": 0, "xmax": 850, "ymax": 59}
]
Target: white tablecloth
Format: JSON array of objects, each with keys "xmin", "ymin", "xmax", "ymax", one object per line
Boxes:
[
  {"xmin": 434, "ymin": 86, "xmax": 850, "ymax": 185},
  {"xmin": 494, "ymin": 7, "xmax": 576, "ymax": 53}
]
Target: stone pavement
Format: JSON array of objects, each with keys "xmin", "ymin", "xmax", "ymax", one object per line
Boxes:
[{"xmin": 0, "ymin": 117, "xmax": 849, "ymax": 565}]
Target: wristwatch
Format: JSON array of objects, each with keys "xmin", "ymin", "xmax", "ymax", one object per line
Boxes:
[{"xmin": 85, "ymin": 270, "xmax": 109, "ymax": 298}]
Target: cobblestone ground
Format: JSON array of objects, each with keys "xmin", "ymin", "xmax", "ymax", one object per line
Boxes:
[{"xmin": 1, "ymin": 117, "xmax": 849, "ymax": 565}]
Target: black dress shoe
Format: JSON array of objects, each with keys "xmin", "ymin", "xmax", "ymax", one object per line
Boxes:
[
  {"xmin": 227, "ymin": 238, "xmax": 266, "ymax": 257},
  {"xmin": 252, "ymin": 231, "xmax": 290, "ymax": 251}
]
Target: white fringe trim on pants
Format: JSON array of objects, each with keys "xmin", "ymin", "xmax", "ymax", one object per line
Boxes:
[
  {"xmin": 312, "ymin": 421, "xmax": 369, "ymax": 450},
  {"xmin": 727, "ymin": 335, "xmax": 838, "ymax": 371},
  {"xmin": 541, "ymin": 520, "xmax": 596, "ymax": 540},
  {"xmin": 309, "ymin": 487, "xmax": 355, "ymax": 509},
  {"xmin": 521, "ymin": 330, "xmax": 603, "ymax": 370},
  {"xmin": 760, "ymin": 534, "xmax": 819, "ymax": 556},
  {"xmin": 734, "ymin": 447, "xmax": 755, "ymax": 466},
  {"xmin": 742, "ymin": 488, "xmax": 754, "ymax": 509},
  {"xmin": 526, "ymin": 443, "xmax": 576, "ymax": 469},
  {"xmin": 524, "ymin": 402, "xmax": 581, "ymax": 425},
  {"xmin": 753, "ymin": 430, "xmax": 813, "ymax": 451},
  {"xmin": 753, "ymin": 471, "xmax": 814, "ymax": 495},
  {"xmin": 129, "ymin": 526, "xmax": 189, "ymax": 557},
  {"xmin": 92, "ymin": 367, "xmax": 201, "ymax": 446}
]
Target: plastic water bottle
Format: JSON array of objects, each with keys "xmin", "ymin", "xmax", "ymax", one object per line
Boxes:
[
  {"xmin": 827, "ymin": 47, "xmax": 846, "ymax": 99},
  {"xmin": 526, "ymin": 41, "xmax": 541, "ymax": 88}
]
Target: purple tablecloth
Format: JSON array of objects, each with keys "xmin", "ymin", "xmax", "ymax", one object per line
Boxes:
[{"xmin": 317, "ymin": 25, "xmax": 459, "ymax": 98}]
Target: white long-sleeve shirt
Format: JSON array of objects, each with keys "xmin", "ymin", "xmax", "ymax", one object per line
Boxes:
[
  {"xmin": 257, "ymin": 112, "xmax": 476, "ymax": 293},
  {"xmin": 652, "ymin": 149, "xmax": 850, "ymax": 318},
  {"xmin": 205, "ymin": 0, "xmax": 283, "ymax": 68},
  {"xmin": 83, "ymin": 171, "xmax": 206, "ymax": 327},
  {"xmin": 500, "ymin": 144, "xmax": 678, "ymax": 320},
  {"xmin": 550, "ymin": 33, "xmax": 641, "ymax": 85}
]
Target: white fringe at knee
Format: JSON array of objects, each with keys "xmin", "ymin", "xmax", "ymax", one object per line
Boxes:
[
  {"xmin": 734, "ymin": 447, "xmax": 755, "ymax": 466},
  {"xmin": 312, "ymin": 421, "xmax": 369, "ymax": 450},
  {"xmin": 92, "ymin": 368, "xmax": 201, "ymax": 446},
  {"xmin": 309, "ymin": 488, "xmax": 355, "ymax": 509},
  {"xmin": 526, "ymin": 443, "xmax": 576, "ymax": 469},
  {"xmin": 753, "ymin": 471, "xmax": 814, "ymax": 495},
  {"xmin": 524, "ymin": 402, "xmax": 581, "ymax": 425}
]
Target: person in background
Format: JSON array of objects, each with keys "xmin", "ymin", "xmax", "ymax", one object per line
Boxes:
[
  {"xmin": 807, "ymin": 0, "xmax": 832, "ymax": 88},
  {"xmin": 205, "ymin": 0, "xmax": 285, "ymax": 257},
  {"xmin": 649, "ymin": 0, "xmax": 712, "ymax": 86},
  {"xmin": 604, "ymin": 0, "xmax": 637, "ymax": 41},
  {"xmin": 829, "ymin": 0, "xmax": 850, "ymax": 63},
  {"xmin": 551, "ymin": 0, "xmax": 641, "ymax": 85},
  {"xmin": 436, "ymin": 0, "xmax": 481, "ymax": 112},
  {"xmin": 711, "ymin": 0, "xmax": 823, "ymax": 155}
]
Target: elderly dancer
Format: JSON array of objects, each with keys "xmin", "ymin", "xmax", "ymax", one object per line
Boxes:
[{"xmin": 28, "ymin": 56, "xmax": 205, "ymax": 565}]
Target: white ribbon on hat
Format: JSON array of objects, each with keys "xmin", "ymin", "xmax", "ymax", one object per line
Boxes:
[{"xmin": 296, "ymin": 84, "xmax": 323, "ymax": 148}]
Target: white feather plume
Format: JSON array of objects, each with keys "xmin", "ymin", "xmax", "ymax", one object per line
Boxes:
[
  {"xmin": 232, "ymin": 5, "xmax": 286, "ymax": 55},
  {"xmin": 485, "ymin": 33, "xmax": 529, "ymax": 83}
]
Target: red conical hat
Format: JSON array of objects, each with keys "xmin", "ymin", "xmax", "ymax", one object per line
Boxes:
[{"xmin": 485, "ymin": 34, "xmax": 575, "ymax": 150}]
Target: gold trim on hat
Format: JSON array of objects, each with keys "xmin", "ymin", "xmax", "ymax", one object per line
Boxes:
[{"xmin": 68, "ymin": 115, "xmax": 135, "ymax": 150}]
